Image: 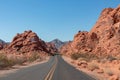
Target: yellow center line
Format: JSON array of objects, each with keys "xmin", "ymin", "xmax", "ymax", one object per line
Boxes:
[
  {"xmin": 49, "ymin": 60, "xmax": 57, "ymax": 80},
  {"xmin": 44, "ymin": 56, "xmax": 58, "ymax": 80}
]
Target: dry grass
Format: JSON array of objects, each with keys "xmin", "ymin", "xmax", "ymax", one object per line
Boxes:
[
  {"xmin": 71, "ymin": 53, "xmax": 98, "ymax": 61},
  {"xmin": 87, "ymin": 63, "xmax": 99, "ymax": 71},
  {"xmin": 0, "ymin": 52, "xmax": 46, "ymax": 69},
  {"xmin": 28, "ymin": 53, "xmax": 41, "ymax": 62},
  {"xmin": 0, "ymin": 53, "xmax": 15, "ymax": 69}
]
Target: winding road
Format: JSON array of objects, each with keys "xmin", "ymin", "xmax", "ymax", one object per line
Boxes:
[{"xmin": 0, "ymin": 55, "xmax": 96, "ymax": 80}]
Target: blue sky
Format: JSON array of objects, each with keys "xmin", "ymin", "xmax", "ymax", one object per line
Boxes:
[{"xmin": 0, "ymin": 0, "xmax": 119, "ymax": 42}]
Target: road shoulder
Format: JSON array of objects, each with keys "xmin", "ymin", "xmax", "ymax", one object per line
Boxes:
[{"xmin": 62, "ymin": 56, "xmax": 99, "ymax": 80}]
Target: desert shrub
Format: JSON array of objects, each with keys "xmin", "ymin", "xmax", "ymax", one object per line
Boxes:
[
  {"xmin": 107, "ymin": 56, "xmax": 117, "ymax": 61},
  {"xmin": 71, "ymin": 53, "xmax": 98, "ymax": 61},
  {"xmin": 28, "ymin": 53, "xmax": 41, "ymax": 62},
  {"xmin": 15, "ymin": 56, "xmax": 27, "ymax": 65},
  {"xmin": 0, "ymin": 54, "xmax": 15, "ymax": 69},
  {"xmin": 71, "ymin": 53, "xmax": 81, "ymax": 60},
  {"xmin": 0, "ymin": 52, "xmax": 43, "ymax": 69},
  {"xmin": 78, "ymin": 57, "xmax": 88, "ymax": 62}
]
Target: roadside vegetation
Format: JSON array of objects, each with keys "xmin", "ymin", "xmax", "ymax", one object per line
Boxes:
[
  {"xmin": 68, "ymin": 52, "xmax": 120, "ymax": 80},
  {"xmin": 28, "ymin": 53, "xmax": 42, "ymax": 62},
  {"xmin": 0, "ymin": 53, "xmax": 15, "ymax": 69},
  {"xmin": 0, "ymin": 52, "xmax": 46, "ymax": 69},
  {"xmin": 71, "ymin": 52, "xmax": 119, "ymax": 61},
  {"xmin": 71, "ymin": 52, "xmax": 98, "ymax": 61}
]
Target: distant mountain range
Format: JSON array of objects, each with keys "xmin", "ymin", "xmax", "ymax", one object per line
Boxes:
[
  {"xmin": 0, "ymin": 39, "xmax": 5, "ymax": 44},
  {"xmin": 49, "ymin": 39, "xmax": 68, "ymax": 49},
  {"xmin": 0, "ymin": 39, "xmax": 7, "ymax": 49}
]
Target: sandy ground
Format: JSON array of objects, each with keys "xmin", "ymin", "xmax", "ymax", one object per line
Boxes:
[
  {"xmin": 62, "ymin": 56, "xmax": 120, "ymax": 80},
  {"xmin": 0, "ymin": 57, "xmax": 49, "ymax": 77}
]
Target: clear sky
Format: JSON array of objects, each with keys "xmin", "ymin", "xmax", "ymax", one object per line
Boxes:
[{"xmin": 0, "ymin": 0, "xmax": 119, "ymax": 42}]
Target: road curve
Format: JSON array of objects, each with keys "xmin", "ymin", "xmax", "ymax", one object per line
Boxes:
[{"xmin": 0, "ymin": 55, "xmax": 96, "ymax": 80}]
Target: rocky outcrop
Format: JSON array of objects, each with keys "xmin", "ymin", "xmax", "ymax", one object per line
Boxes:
[
  {"xmin": 46, "ymin": 42, "xmax": 58, "ymax": 54},
  {"xmin": 60, "ymin": 5, "xmax": 120, "ymax": 56},
  {"xmin": 60, "ymin": 31, "xmax": 98, "ymax": 55},
  {"xmin": 60, "ymin": 41, "xmax": 72, "ymax": 56},
  {"xmin": 5, "ymin": 30, "xmax": 56, "ymax": 55},
  {"xmin": 90, "ymin": 5, "xmax": 120, "ymax": 56}
]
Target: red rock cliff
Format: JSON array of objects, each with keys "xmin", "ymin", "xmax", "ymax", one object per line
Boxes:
[{"xmin": 60, "ymin": 5, "xmax": 120, "ymax": 56}]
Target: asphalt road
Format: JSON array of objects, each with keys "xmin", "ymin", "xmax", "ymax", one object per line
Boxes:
[{"xmin": 0, "ymin": 55, "xmax": 96, "ymax": 80}]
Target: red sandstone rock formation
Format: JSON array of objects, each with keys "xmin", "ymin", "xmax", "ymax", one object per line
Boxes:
[
  {"xmin": 90, "ymin": 5, "xmax": 120, "ymax": 56},
  {"xmin": 60, "ymin": 41, "xmax": 73, "ymax": 56},
  {"xmin": 5, "ymin": 30, "xmax": 57, "ymax": 55},
  {"xmin": 46, "ymin": 42, "xmax": 58, "ymax": 54},
  {"xmin": 60, "ymin": 31, "xmax": 98, "ymax": 55},
  {"xmin": 60, "ymin": 5, "xmax": 120, "ymax": 56}
]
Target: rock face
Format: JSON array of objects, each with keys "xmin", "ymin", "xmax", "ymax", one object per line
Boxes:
[
  {"xmin": 49, "ymin": 39, "xmax": 67, "ymax": 49},
  {"xmin": 60, "ymin": 31, "xmax": 98, "ymax": 56},
  {"xmin": 6, "ymin": 30, "xmax": 56, "ymax": 55},
  {"xmin": 71, "ymin": 31, "xmax": 98, "ymax": 53},
  {"xmin": 90, "ymin": 5, "xmax": 120, "ymax": 56},
  {"xmin": 60, "ymin": 41, "xmax": 73, "ymax": 55},
  {"xmin": 46, "ymin": 42, "xmax": 58, "ymax": 53},
  {"xmin": 60, "ymin": 5, "xmax": 120, "ymax": 56}
]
